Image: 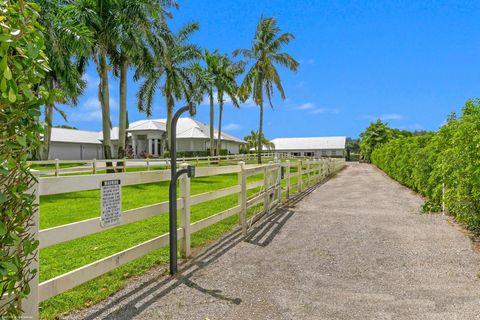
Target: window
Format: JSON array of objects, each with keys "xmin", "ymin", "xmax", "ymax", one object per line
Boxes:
[
  {"xmin": 321, "ymin": 150, "xmax": 327, "ymax": 156},
  {"xmin": 304, "ymin": 152, "xmax": 314, "ymax": 157}
]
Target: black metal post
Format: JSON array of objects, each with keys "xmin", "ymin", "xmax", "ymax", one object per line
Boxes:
[{"xmin": 169, "ymin": 103, "xmax": 196, "ymax": 275}]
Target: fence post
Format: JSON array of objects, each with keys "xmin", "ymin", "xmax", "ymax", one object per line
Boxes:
[
  {"xmin": 264, "ymin": 165, "xmax": 269, "ymax": 214},
  {"xmin": 23, "ymin": 172, "xmax": 40, "ymax": 319},
  {"xmin": 306, "ymin": 160, "xmax": 311, "ymax": 186},
  {"xmin": 238, "ymin": 162, "xmax": 247, "ymax": 236},
  {"xmin": 286, "ymin": 160, "xmax": 290, "ymax": 200},
  {"xmin": 298, "ymin": 159, "xmax": 303, "ymax": 192},
  {"xmin": 180, "ymin": 163, "xmax": 191, "ymax": 258},
  {"xmin": 92, "ymin": 158, "xmax": 96, "ymax": 174},
  {"xmin": 54, "ymin": 158, "xmax": 59, "ymax": 176},
  {"xmin": 123, "ymin": 157, "xmax": 127, "ymax": 173},
  {"xmin": 146, "ymin": 158, "xmax": 150, "ymax": 171}
]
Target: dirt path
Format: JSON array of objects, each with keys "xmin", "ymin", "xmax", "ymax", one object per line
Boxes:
[{"xmin": 69, "ymin": 163, "xmax": 480, "ymax": 320}]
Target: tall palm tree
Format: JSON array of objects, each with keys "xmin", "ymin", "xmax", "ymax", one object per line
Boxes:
[
  {"xmin": 73, "ymin": 0, "xmax": 117, "ymax": 166},
  {"xmin": 111, "ymin": 0, "xmax": 175, "ymax": 161},
  {"xmin": 233, "ymin": 17, "xmax": 299, "ymax": 163},
  {"xmin": 137, "ymin": 22, "xmax": 202, "ymax": 149},
  {"xmin": 203, "ymin": 50, "xmax": 222, "ymax": 156},
  {"xmin": 215, "ymin": 55, "xmax": 244, "ymax": 156},
  {"xmin": 36, "ymin": 0, "xmax": 92, "ymax": 160}
]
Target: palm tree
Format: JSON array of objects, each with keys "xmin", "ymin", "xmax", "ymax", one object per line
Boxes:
[
  {"xmin": 73, "ymin": 0, "xmax": 118, "ymax": 166},
  {"xmin": 203, "ymin": 50, "xmax": 222, "ymax": 156},
  {"xmin": 111, "ymin": 0, "xmax": 175, "ymax": 161},
  {"xmin": 137, "ymin": 22, "xmax": 202, "ymax": 149},
  {"xmin": 244, "ymin": 130, "xmax": 259, "ymax": 152},
  {"xmin": 36, "ymin": 0, "xmax": 92, "ymax": 160},
  {"xmin": 233, "ymin": 17, "xmax": 299, "ymax": 163},
  {"xmin": 215, "ymin": 55, "xmax": 244, "ymax": 156}
]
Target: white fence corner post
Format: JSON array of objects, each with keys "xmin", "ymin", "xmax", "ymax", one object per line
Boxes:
[
  {"xmin": 238, "ymin": 161, "xmax": 247, "ymax": 236},
  {"xmin": 180, "ymin": 163, "xmax": 191, "ymax": 258},
  {"xmin": 298, "ymin": 159, "xmax": 303, "ymax": 192},
  {"xmin": 23, "ymin": 171, "xmax": 40, "ymax": 319},
  {"xmin": 146, "ymin": 158, "xmax": 150, "ymax": 171},
  {"xmin": 54, "ymin": 158, "xmax": 59, "ymax": 176},
  {"xmin": 92, "ymin": 158, "xmax": 96, "ymax": 174},
  {"xmin": 286, "ymin": 160, "xmax": 291, "ymax": 200}
]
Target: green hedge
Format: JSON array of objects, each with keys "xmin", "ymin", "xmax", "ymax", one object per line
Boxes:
[{"xmin": 371, "ymin": 99, "xmax": 480, "ymax": 231}]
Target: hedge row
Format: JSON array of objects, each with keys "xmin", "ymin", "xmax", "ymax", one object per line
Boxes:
[{"xmin": 371, "ymin": 99, "xmax": 480, "ymax": 231}]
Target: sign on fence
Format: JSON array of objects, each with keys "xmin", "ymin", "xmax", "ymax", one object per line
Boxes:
[{"xmin": 100, "ymin": 179, "xmax": 122, "ymax": 227}]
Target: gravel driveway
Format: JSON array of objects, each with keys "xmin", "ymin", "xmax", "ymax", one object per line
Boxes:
[{"xmin": 69, "ymin": 163, "xmax": 480, "ymax": 320}]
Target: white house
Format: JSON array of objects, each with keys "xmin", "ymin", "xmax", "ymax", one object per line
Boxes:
[
  {"xmin": 126, "ymin": 118, "xmax": 245, "ymax": 158},
  {"xmin": 47, "ymin": 118, "xmax": 246, "ymax": 160},
  {"xmin": 271, "ymin": 136, "xmax": 346, "ymax": 158}
]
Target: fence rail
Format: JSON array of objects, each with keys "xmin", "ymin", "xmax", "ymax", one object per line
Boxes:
[
  {"xmin": 18, "ymin": 157, "xmax": 345, "ymax": 319},
  {"xmin": 28, "ymin": 152, "xmax": 297, "ymax": 176}
]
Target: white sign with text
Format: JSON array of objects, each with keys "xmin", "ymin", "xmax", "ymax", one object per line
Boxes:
[{"xmin": 100, "ymin": 179, "xmax": 122, "ymax": 227}]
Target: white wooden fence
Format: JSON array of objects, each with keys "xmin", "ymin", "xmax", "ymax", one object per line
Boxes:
[
  {"xmin": 20, "ymin": 157, "xmax": 345, "ymax": 319},
  {"xmin": 28, "ymin": 152, "xmax": 294, "ymax": 176}
]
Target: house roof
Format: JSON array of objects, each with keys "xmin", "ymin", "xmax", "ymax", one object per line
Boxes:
[
  {"xmin": 128, "ymin": 118, "xmax": 245, "ymax": 144},
  {"xmin": 270, "ymin": 136, "xmax": 346, "ymax": 150},
  {"xmin": 49, "ymin": 117, "xmax": 245, "ymax": 144},
  {"xmin": 50, "ymin": 128, "xmax": 101, "ymax": 145},
  {"xmin": 98, "ymin": 127, "xmax": 132, "ymax": 141},
  {"xmin": 127, "ymin": 120, "xmax": 167, "ymax": 132}
]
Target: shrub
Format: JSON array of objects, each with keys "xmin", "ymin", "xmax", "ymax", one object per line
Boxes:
[
  {"xmin": 371, "ymin": 99, "xmax": 480, "ymax": 231},
  {"xmin": 0, "ymin": 1, "xmax": 49, "ymax": 316}
]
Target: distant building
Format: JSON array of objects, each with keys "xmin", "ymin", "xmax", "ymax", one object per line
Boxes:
[
  {"xmin": 47, "ymin": 118, "xmax": 246, "ymax": 160},
  {"xmin": 271, "ymin": 136, "xmax": 346, "ymax": 158}
]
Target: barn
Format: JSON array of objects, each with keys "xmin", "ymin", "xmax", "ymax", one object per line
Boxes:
[{"xmin": 271, "ymin": 136, "xmax": 346, "ymax": 158}]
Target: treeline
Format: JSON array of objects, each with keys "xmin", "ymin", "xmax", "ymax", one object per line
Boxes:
[{"xmin": 368, "ymin": 99, "xmax": 480, "ymax": 231}]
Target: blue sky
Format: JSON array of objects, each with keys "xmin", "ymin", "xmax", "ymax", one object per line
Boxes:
[{"xmin": 54, "ymin": 0, "xmax": 480, "ymax": 139}]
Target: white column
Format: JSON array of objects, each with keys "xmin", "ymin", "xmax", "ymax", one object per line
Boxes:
[
  {"xmin": 148, "ymin": 138, "xmax": 152, "ymax": 155},
  {"xmin": 154, "ymin": 138, "xmax": 158, "ymax": 156},
  {"xmin": 132, "ymin": 136, "xmax": 136, "ymax": 158}
]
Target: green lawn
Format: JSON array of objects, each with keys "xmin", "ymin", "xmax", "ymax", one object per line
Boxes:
[{"xmin": 38, "ymin": 161, "xmax": 311, "ymax": 319}]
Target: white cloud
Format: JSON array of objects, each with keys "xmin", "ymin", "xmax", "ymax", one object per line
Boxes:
[
  {"xmin": 294, "ymin": 102, "xmax": 339, "ymax": 115},
  {"xmin": 82, "ymin": 73, "xmax": 100, "ymax": 91},
  {"xmin": 296, "ymin": 81, "xmax": 306, "ymax": 89},
  {"xmin": 223, "ymin": 123, "xmax": 241, "ymax": 131},
  {"xmin": 70, "ymin": 96, "xmax": 117, "ymax": 122},
  {"xmin": 296, "ymin": 102, "xmax": 315, "ymax": 110},
  {"xmin": 201, "ymin": 92, "xmax": 257, "ymax": 108}
]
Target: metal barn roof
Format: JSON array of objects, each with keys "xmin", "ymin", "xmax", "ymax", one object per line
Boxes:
[
  {"xmin": 271, "ymin": 136, "xmax": 346, "ymax": 150},
  {"xmin": 50, "ymin": 128, "xmax": 102, "ymax": 144}
]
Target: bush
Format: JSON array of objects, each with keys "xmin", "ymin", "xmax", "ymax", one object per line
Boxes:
[
  {"xmin": 0, "ymin": 1, "xmax": 49, "ymax": 316},
  {"xmin": 371, "ymin": 99, "xmax": 480, "ymax": 231}
]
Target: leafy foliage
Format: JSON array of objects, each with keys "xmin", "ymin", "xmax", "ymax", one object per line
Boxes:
[
  {"xmin": 0, "ymin": 0, "xmax": 48, "ymax": 316},
  {"xmin": 371, "ymin": 99, "xmax": 480, "ymax": 231}
]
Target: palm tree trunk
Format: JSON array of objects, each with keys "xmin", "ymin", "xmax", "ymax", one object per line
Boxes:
[
  {"xmin": 117, "ymin": 54, "xmax": 128, "ymax": 171},
  {"xmin": 42, "ymin": 103, "xmax": 53, "ymax": 160},
  {"xmin": 216, "ymin": 101, "xmax": 223, "ymax": 157},
  {"xmin": 209, "ymin": 91, "xmax": 215, "ymax": 156},
  {"xmin": 98, "ymin": 53, "xmax": 113, "ymax": 172},
  {"xmin": 166, "ymin": 92, "xmax": 174, "ymax": 151},
  {"xmin": 258, "ymin": 103, "xmax": 263, "ymax": 164}
]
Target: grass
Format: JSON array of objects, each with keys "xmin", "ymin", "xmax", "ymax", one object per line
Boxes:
[{"xmin": 38, "ymin": 161, "xmax": 308, "ymax": 319}]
